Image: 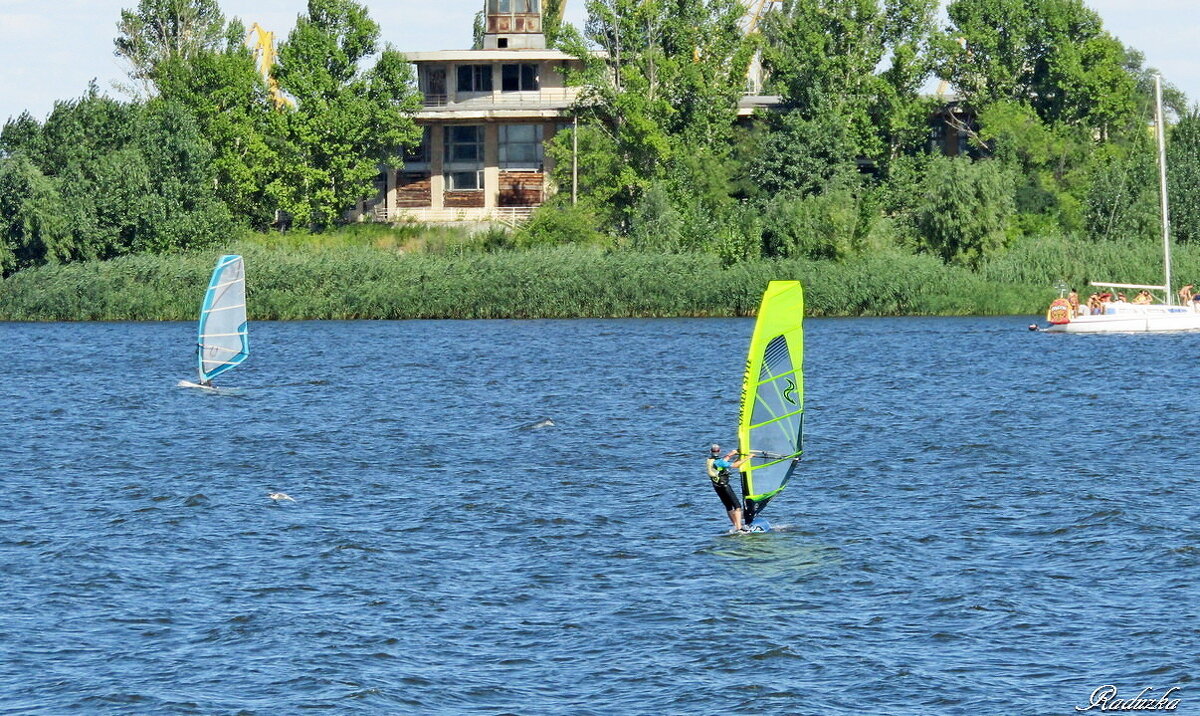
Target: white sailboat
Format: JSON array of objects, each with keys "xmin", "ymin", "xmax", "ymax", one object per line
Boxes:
[
  {"xmin": 1043, "ymin": 76, "xmax": 1200, "ymax": 334},
  {"xmin": 178, "ymin": 254, "xmax": 249, "ymax": 389}
]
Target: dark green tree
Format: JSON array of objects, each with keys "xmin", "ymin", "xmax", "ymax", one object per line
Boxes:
[
  {"xmin": 0, "ymin": 155, "xmax": 68, "ymax": 275},
  {"xmin": 31, "ymin": 83, "xmax": 140, "ymax": 174},
  {"xmin": 1083, "ymin": 138, "xmax": 1157, "ymax": 243},
  {"xmin": 743, "ymin": 111, "xmax": 859, "ymax": 198},
  {"xmin": 556, "ymin": 0, "xmax": 753, "ymax": 229},
  {"xmin": 1168, "ymin": 111, "xmax": 1200, "ymax": 244},
  {"xmin": 760, "ymin": 0, "xmax": 939, "ymax": 164},
  {"xmin": 2, "ymin": 87, "xmax": 231, "ymax": 265},
  {"xmin": 128, "ymin": 99, "xmax": 234, "ymax": 253},
  {"xmin": 114, "ymin": 0, "xmax": 237, "ymax": 95},
  {"xmin": 155, "ymin": 33, "xmax": 283, "ymax": 228},
  {"xmin": 915, "ymin": 155, "xmax": 1016, "ymax": 265},
  {"xmin": 935, "ymin": 0, "xmax": 1138, "ymax": 139},
  {"xmin": 273, "ymin": 0, "xmax": 422, "ymax": 228},
  {"xmin": 0, "ymin": 113, "xmax": 42, "ymax": 158},
  {"xmin": 973, "ymin": 100, "xmax": 1092, "ymax": 235}
]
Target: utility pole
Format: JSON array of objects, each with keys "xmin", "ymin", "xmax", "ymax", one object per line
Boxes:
[{"xmin": 572, "ymin": 113, "xmax": 578, "ymax": 206}]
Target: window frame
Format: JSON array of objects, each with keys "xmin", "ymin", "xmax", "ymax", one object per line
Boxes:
[
  {"xmin": 498, "ymin": 124, "xmax": 544, "ymax": 169},
  {"xmin": 456, "ymin": 64, "xmax": 493, "ymax": 94},
  {"xmin": 403, "ymin": 126, "xmax": 432, "ymax": 165},
  {"xmin": 501, "ymin": 63, "xmax": 540, "ymax": 92},
  {"xmin": 445, "ymin": 169, "xmax": 484, "ymax": 191},
  {"xmin": 443, "ymin": 125, "xmax": 484, "ymax": 165}
]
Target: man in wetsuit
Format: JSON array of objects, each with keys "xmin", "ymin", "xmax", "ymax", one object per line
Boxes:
[{"xmin": 707, "ymin": 444, "xmax": 749, "ymax": 532}]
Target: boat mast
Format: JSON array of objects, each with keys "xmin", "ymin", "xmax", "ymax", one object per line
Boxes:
[{"xmin": 1155, "ymin": 75, "xmax": 1173, "ymax": 304}]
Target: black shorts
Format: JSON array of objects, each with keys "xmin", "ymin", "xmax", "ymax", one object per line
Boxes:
[{"xmin": 712, "ymin": 479, "xmax": 741, "ymax": 512}]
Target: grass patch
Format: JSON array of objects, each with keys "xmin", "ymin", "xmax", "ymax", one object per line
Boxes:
[{"xmin": 3, "ymin": 232, "xmax": 1198, "ymax": 321}]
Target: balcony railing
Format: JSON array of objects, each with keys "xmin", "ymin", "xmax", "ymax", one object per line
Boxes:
[
  {"xmin": 420, "ymin": 87, "xmax": 579, "ymax": 109},
  {"xmin": 375, "ymin": 206, "xmax": 535, "ymax": 225}
]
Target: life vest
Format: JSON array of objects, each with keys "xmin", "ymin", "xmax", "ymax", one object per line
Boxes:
[{"xmin": 706, "ymin": 458, "xmax": 730, "ymax": 485}]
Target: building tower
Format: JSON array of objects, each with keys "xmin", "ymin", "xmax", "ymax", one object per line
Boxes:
[{"xmin": 483, "ymin": 0, "xmax": 545, "ymax": 50}]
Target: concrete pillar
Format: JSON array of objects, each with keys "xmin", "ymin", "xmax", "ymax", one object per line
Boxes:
[
  {"xmin": 430, "ymin": 124, "xmax": 445, "ymax": 209},
  {"xmin": 484, "ymin": 123, "xmax": 499, "ymax": 209},
  {"xmin": 386, "ymin": 167, "xmax": 396, "ymax": 217}
]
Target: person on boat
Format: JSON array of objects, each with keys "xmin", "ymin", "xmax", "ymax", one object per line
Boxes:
[
  {"xmin": 1133, "ymin": 290, "xmax": 1153, "ymax": 305},
  {"xmin": 1068, "ymin": 289, "xmax": 1080, "ymax": 316},
  {"xmin": 1116, "ymin": 292, "xmax": 1128, "ymax": 303},
  {"xmin": 1087, "ymin": 293, "xmax": 1101, "ymax": 315},
  {"xmin": 1179, "ymin": 284, "xmax": 1194, "ymax": 305},
  {"xmin": 707, "ymin": 444, "xmax": 750, "ymax": 532}
]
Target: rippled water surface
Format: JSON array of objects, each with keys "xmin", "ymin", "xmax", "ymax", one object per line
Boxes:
[{"xmin": 0, "ymin": 317, "xmax": 1196, "ymax": 714}]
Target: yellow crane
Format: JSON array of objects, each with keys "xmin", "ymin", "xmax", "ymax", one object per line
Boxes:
[
  {"xmin": 246, "ymin": 22, "xmax": 292, "ymax": 109},
  {"xmin": 743, "ymin": 0, "xmax": 781, "ymax": 93},
  {"xmin": 742, "ymin": 0, "xmax": 780, "ymax": 34}
]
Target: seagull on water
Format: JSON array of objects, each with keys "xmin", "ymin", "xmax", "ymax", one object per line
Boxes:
[{"xmin": 268, "ymin": 492, "xmax": 295, "ymax": 502}]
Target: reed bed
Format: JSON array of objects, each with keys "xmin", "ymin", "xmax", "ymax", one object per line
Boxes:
[{"xmin": 4, "ymin": 238, "xmax": 1195, "ymax": 321}]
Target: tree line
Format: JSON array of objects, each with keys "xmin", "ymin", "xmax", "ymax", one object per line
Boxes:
[
  {"xmin": 2, "ymin": 0, "xmax": 1199, "ymax": 280},
  {"xmin": 531, "ymin": 0, "xmax": 1200, "ymax": 269},
  {"xmin": 0, "ymin": 0, "xmax": 420, "ymax": 275}
]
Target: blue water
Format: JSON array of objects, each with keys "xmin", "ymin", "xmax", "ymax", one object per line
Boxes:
[{"xmin": 0, "ymin": 317, "xmax": 1195, "ymax": 714}]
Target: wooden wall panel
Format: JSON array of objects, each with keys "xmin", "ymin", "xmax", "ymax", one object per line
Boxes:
[
  {"xmin": 499, "ymin": 171, "xmax": 544, "ymax": 207},
  {"xmin": 396, "ymin": 172, "xmax": 431, "ymax": 207},
  {"xmin": 445, "ymin": 191, "xmax": 485, "ymax": 208}
]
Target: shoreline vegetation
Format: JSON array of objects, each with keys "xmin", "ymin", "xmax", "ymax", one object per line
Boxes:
[
  {"xmin": 2, "ymin": 226, "xmax": 1197, "ymax": 322},
  {"xmin": 4, "ymin": 2, "xmax": 1200, "ymax": 321}
]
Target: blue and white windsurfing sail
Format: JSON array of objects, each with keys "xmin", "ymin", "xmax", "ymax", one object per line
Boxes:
[{"xmin": 196, "ymin": 255, "xmax": 248, "ymax": 384}]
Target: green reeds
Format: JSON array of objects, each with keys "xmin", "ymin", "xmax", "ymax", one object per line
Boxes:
[{"xmin": 3, "ymin": 236, "xmax": 1197, "ymax": 321}]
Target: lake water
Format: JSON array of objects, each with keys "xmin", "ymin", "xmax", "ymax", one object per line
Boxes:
[{"xmin": 0, "ymin": 317, "xmax": 1195, "ymax": 714}]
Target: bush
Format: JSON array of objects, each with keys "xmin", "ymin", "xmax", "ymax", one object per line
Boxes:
[
  {"xmin": 915, "ymin": 156, "xmax": 1016, "ymax": 266},
  {"xmin": 514, "ymin": 200, "xmax": 607, "ymax": 249}
]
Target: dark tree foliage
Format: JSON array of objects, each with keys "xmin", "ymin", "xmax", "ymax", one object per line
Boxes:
[
  {"xmin": 915, "ymin": 155, "xmax": 1016, "ymax": 266},
  {"xmin": 0, "ymin": 87, "xmax": 231, "ymax": 273},
  {"xmin": 935, "ymin": 0, "xmax": 1138, "ymax": 139},
  {"xmin": 553, "ymin": 0, "xmax": 753, "ymax": 230},
  {"xmin": 1168, "ymin": 111, "xmax": 1200, "ymax": 245},
  {"xmin": 273, "ymin": 0, "xmax": 422, "ymax": 228},
  {"xmin": 743, "ymin": 110, "xmax": 859, "ymax": 198},
  {"xmin": 760, "ymin": 0, "xmax": 939, "ymax": 165},
  {"xmin": 115, "ymin": 0, "xmax": 233, "ymax": 93},
  {"xmin": 155, "ymin": 39, "xmax": 282, "ymax": 229},
  {"xmin": 0, "ymin": 155, "xmax": 67, "ymax": 275},
  {"xmin": 0, "ymin": 113, "xmax": 42, "ymax": 159}
]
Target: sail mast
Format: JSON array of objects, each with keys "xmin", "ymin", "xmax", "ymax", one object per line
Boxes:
[{"xmin": 1155, "ymin": 75, "xmax": 1173, "ymax": 304}]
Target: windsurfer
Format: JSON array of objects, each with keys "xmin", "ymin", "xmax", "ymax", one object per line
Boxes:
[{"xmin": 707, "ymin": 444, "xmax": 749, "ymax": 532}]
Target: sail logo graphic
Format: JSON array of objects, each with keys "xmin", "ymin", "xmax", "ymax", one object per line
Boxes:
[{"xmin": 783, "ymin": 378, "xmax": 797, "ymax": 405}]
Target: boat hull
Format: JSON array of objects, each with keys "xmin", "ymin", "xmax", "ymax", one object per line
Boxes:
[{"xmin": 1043, "ymin": 306, "xmax": 1200, "ymax": 333}]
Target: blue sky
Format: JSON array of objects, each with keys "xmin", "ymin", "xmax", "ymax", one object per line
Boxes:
[{"xmin": 0, "ymin": 0, "xmax": 1196, "ymax": 123}]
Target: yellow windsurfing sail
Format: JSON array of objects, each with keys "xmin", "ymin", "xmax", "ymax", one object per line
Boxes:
[{"xmin": 737, "ymin": 281, "xmax": 804, "ymax": 523}]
